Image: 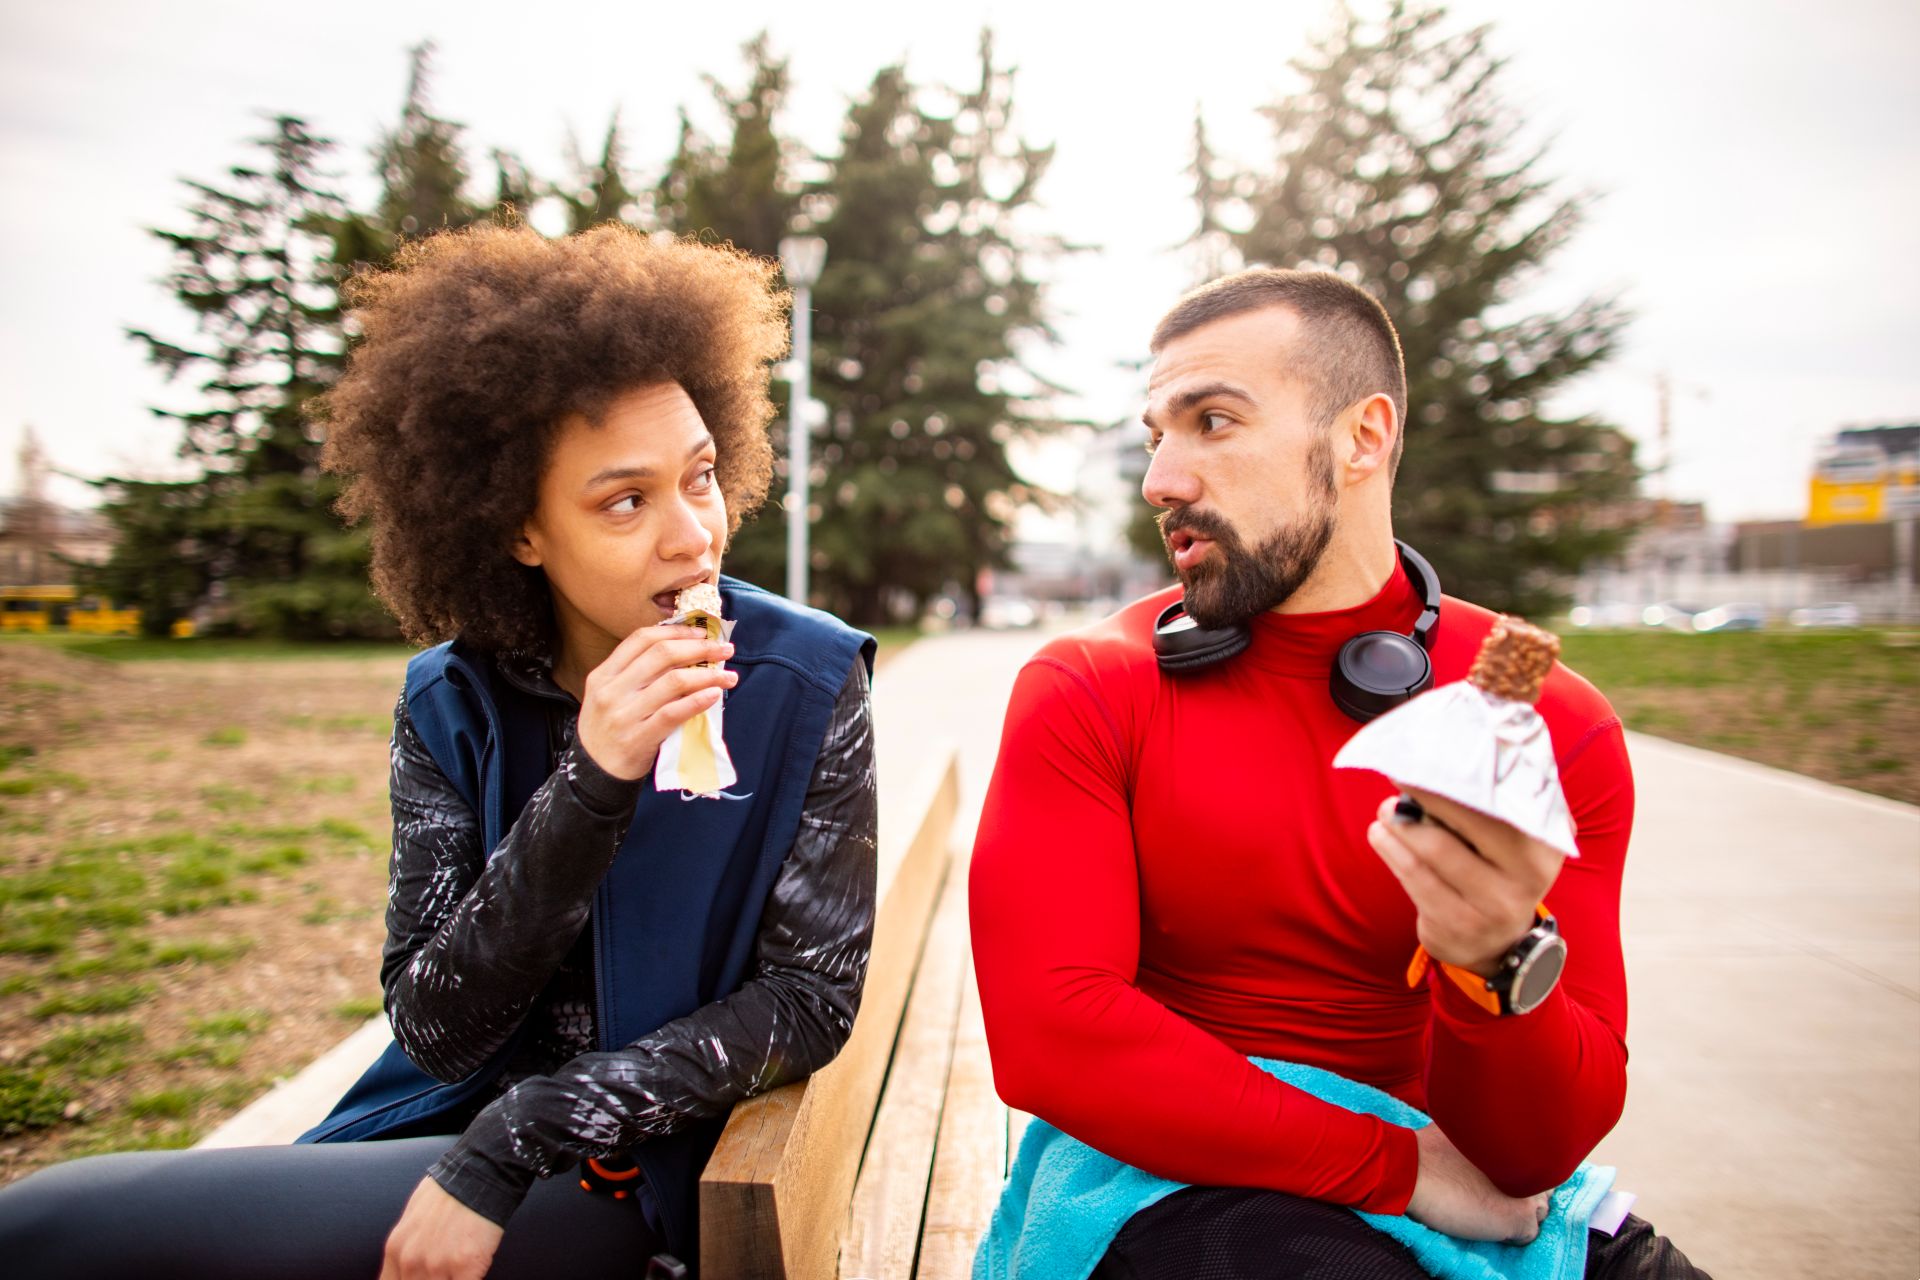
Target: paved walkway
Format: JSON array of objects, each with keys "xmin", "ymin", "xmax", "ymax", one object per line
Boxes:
[{"xmin": 207, "ymin": 626, "xmax": 1920, "ymax": 1278}]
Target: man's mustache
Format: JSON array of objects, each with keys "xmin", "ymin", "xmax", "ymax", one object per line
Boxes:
[{"xmin": 1159, "ymin": 506, "xmax": 1237, "ymax": 546}]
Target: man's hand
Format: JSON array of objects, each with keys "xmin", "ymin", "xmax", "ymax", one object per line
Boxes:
[
  {"xmin": 1405, "ymin": 1123, "xmax": 1551, "ymax": 1244},
  {"xmin": 380, "ymin": 1176, "xmax": 505, "ymax": 1280},
  {"xmin": 1367, "ymin": 786, "xmax": 1565, "ymax": 977},
  {"xmin": 575, "ymin": 624, "xmax": 737, "ymax": 782}
]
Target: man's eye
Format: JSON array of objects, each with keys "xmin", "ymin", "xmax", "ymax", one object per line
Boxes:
[
  {"xmin": 1200, "ymin": 411, "xmax": 1232, "ymax": 433},
  {"xmin": 1144, "ymin": 435, "xmax": 1161, "ymax": 456}
]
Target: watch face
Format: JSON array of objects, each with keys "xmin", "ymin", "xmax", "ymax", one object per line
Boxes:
[{"xmin": 1510, "ymin": 933, "xmax": 1568, "ymax": 1015}]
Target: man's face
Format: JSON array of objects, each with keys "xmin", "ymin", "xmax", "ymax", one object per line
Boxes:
[
  {"xmin": 512, "ymin": 381, "xmax": 729, "ymax": 648},
  {"xmin": 1142, "ymin": 306, "xmax": 1339, "ymax": 629}
]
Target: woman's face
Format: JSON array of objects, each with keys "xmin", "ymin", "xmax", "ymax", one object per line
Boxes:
[{"xmin": 511, "ymin": 381, "xmax": 729, "ymax": 649}]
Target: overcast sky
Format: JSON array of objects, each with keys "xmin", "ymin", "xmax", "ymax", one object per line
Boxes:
[{"xmin": 2, "ymin": 0, "xmax": 1916, "ymax": 527}]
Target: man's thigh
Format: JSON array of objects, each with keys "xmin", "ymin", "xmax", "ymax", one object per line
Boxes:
[
  {"xmin": 0, "ymin": 1135, "xmax": 664, "ymax": 1280},
  {"xmin": 1089, "ymin": 1184, "xmax": 1429, "ymax": 1280}
]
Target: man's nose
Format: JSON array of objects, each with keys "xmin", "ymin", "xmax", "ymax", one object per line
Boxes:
[{"xmin": 1142, "ymin": 439, "xmax": 1200, "ymax": 511}]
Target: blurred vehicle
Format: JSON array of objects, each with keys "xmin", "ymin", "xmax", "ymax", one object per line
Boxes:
[
  {"xmin": 1788, "ymin": 602, "xmax": 1862, "ymax": 629},
  {"xmin": 1, "ymin": 584, "xmax": 76, "ymax": 633},
  {"xmin": 1640, "ymin": 602, "xmax": 1705, "ymax": 632},
  {"xmin": 1691, "ymin": 603, "xmax": 1767, "ymax": 633},
  {"xmin": 979, "ymin": 597, "xmax": 1038, "ymax": 629},
  {"xmin": 1568, "ymin": 602, "xmax": 1642, "ymax": 629}
]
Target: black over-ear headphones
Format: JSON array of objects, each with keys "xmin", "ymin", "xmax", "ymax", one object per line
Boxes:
[{"xmin": 1152, "ymin": 539, "xmax": 1442, "ymax": 723}]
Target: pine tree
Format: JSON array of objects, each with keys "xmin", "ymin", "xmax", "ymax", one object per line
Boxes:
[
  {"xmin": 1204, "ymin": 1, "xmax": 1641, "ymax": 615},
  {"xmin": 558, "ymin": 115, "xmax": 643, "ymax": 232},
  {"xmin": 725, "ymin": 36, "xmax": 1068, "ymax": 623},
  {"xmin": 373, "ymin": 42, "xmax": 477, "ymax": 243},
  {"xmin": 653, "ymin": 33, "xmax": 800, "ymax": 258},
  {"xmin": 88, "ymin": 115, "xmax": 395, "ymax": 637}
]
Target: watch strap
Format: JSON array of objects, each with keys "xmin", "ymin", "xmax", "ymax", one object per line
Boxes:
[{"xmin": 1405, "ymin": 903, "xmax": 1554, "ymax": 1017}]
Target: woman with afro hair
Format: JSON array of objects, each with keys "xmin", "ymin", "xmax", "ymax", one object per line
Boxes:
[{"xmin": 0, "ymin": 223, "xmax": 879, "ymax": 1280}]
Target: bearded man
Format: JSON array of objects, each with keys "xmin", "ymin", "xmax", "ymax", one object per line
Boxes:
[{"xmin": 968, "ymin": 269, "xmax": 1710, "ymax": 1278}]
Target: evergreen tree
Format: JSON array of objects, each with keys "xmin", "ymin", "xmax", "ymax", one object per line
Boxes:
[
  {"xmin": 653, "ymin": 32, "xmax": 799, "ymax": 258},
  {"xmin": 89, "ymin": 115, "xmax": 394, "ymax": 637},
  {"xmin": 1202, "ymin": 1, "xmax": 1641, "ymax": 615},
  {"xmin": 373, "ymin": 42, "xmax": 477, "ymax": 243},
  {"xmin": 730, "ymin": 36, "xmax": 1068, "ymax": 623},
  {"xmin": 558, "ymin": 115, "xmax": 643, "ymax": 232}
]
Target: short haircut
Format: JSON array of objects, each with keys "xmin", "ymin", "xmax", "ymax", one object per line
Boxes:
[
  {"xmin": 1150, "ymin": 268, "xmax": 1408, "ymax": 473},
  {"xmin": 318, "ymin": 222, "xmax": 787, "ymax": 655}
]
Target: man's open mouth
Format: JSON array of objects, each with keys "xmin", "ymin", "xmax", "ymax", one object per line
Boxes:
[{"xmin": 1167, "ymin": 529, "xmax": 1215, "ymax": 572}]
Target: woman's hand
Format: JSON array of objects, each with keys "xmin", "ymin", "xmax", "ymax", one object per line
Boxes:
[
  {"xmin": 380, "ymin": 1176, "xmax": 505, "ymax": 1280},
  {"xmin": 1405, "ymin": 1123, "xmax": 1551, "ymax": 1244},
  {"xmin": 575, "ymin": 624, "xmax": 737, "ymax": 781}
]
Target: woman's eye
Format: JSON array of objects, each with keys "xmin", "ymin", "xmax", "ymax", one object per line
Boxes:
[
  {"xmin": 609, "ymin": 494, "xmax": 642, "ymax": 514},
  {"xmin": 691, "ymin": 466, "xmax": 718, "ymax": 492}
]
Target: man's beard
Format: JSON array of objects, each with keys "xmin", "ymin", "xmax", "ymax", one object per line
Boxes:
[{"xmin": 1158, "ymin": 441, "xmax": 1337, "ymax": 631}]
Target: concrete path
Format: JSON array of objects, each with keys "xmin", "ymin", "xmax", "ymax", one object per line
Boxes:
[{"xmin": 203, "ymin": 626, "xmax": 1920, "ymax": 1279}]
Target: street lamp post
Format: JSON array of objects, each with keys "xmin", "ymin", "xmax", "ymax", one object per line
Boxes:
[{"xmin": 779, "ymin": 235, "xmax": 827, "ymax": 605}]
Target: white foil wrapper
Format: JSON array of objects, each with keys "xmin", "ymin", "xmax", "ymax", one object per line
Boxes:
[
  {"xmin": 653, "ymin": 607, "xmax": 738, "ymax": 797},
  {"xmin": 1332, "ymin": 681, "xmax": 1580, "ymax": 858}
]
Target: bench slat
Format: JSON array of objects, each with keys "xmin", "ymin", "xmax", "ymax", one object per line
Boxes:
[
  {"xmin": 700, "ymin": 750, "xmax": 960, "ymax": 1280},
  {"xmin": 913, "ymin": 916, "xmax": 1007, "ymax": 1280},
  {"xmin": 838, "ymin": 848, "xmax": 972, "ymax": 1280}
]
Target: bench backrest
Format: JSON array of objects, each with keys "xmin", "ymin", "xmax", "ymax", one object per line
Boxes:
[{"xmin": 699, "ymin": 748, "xmax": 960, "ymax": 1280}]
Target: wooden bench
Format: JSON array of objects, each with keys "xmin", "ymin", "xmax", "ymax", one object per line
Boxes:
[{"xmin": 698, "ymin": 747, "xmax": 1022, "ymax": 1279}]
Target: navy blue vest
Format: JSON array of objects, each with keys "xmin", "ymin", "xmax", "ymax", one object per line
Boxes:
[{"xmin": 298, "ymin": 576, "xmax": 873, "ymax": 1261}]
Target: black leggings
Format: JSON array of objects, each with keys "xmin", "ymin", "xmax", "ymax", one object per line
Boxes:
[
  {"xmin": 0, "ymin": 1136, "xmax": 667, "ymax": 1280},
  {"xmin": 1089, "ymin": 1185, "xmax": 1714, "ymax": 1280}
]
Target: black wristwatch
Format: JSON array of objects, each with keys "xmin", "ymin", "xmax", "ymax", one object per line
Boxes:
[{"xmin": 1486, "ymin": 910, "xmax": 1568, "ymax": 1016}]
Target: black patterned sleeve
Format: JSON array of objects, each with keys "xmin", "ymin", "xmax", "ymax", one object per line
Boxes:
[
  {"xmin": 381, "ymin": 690, "xmax": 644, "ymax": 1083},
  {"xmin": 424, "ymin": 661, "xmax": 879, "ymax": 1226}
]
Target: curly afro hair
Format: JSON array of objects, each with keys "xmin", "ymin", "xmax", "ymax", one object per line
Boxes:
[{"xmin": 317, "ymin": 222, "xmax": 787, "ymax": 655}]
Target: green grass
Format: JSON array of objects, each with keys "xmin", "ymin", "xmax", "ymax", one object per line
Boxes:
[
  {"xmin": 0, "ymin": 1067, "xmax": 72, "ymax": 1136},
  {"xmin": 0, "ymin": 633, "xmax": 415, "ymax": 663},
  {"xmin": 1556, "ymin": 628, "xmax": 1919, "ymax": 803},
  {"xmin": 30, "ymin": 982, "xmax": 156, "ymax": 1019},
  {"xmin": 201, "ymin": 726, "xmax": 247, "ymax": 747},
  {"xmin": 333, "ymin": 995, "xmax": 384, "ymax": 1020},
  {"xmin": 33, "ymin": 1020, "xmax": 146, "ymax": 1077}
]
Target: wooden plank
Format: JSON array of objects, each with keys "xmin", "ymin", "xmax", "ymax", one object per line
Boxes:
[
  {"xmin": 701, "ymin": 749, "xmax": 961, "ymax": 1280},
  {"xmin": 913, "ymin": 908, "xmax": 1007, "ymax": 1280},
  {"xmin": 838, "ymin": 852, "xmax": 972, "ymax": 1280}
]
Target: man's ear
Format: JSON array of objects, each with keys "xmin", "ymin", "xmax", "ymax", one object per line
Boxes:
[
  {"xmin": 1344, "ymin": 393, "xmax": 1399, "ymax": 480},
  {"xmin": 509, "ymin": 524, "xmax": 543, "ymax": 569}
]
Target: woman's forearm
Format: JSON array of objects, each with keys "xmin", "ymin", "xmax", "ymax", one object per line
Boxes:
[{"xmin": 380, "ymin": 696, "xmax": 644, "ymax": 1082}]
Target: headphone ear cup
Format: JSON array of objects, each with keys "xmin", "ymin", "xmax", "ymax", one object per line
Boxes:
[
  {"xmin": 1331, "ymin": 631, "xmax": 1434, "ymax": 722},
  {"xmin": 1154, "ymin": 600, "xmax": 1253, "ymax": 673}
]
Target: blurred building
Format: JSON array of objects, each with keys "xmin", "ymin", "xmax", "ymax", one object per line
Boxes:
[
  {"xmin": 988, "ymin": 422, "xmax": 1167, "ymax": 616},
  {"xmin": 1575, "ymin": 423, "xmax": 1919, "ymax": 623},
  {"xmin": 0, "ymin": 427, "xmax": 114, "ymax": 585}
]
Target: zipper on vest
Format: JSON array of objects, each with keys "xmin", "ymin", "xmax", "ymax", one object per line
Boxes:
[{"xmin": 591, "ymin": 880, "xmax": 613, "ymax": 1051}]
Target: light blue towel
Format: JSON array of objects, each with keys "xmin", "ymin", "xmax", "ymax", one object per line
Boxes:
[{"xmin": 973, "ymin": 1058, "xmax": 1616, "ymax": 1280}]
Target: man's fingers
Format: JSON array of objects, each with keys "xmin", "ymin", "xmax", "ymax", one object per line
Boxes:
[
  {"xmin": 1375, "ymin": 799, "xmax": 1509, "ymax": 918},
  {"xmin": 1369, "ymin": 817, "xmax": 1479, "ymax": 920}
]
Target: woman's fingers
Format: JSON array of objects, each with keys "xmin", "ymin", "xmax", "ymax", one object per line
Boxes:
[{"xmin": 591, "ymin": 631, "xmax": 730, "ymax": 700}]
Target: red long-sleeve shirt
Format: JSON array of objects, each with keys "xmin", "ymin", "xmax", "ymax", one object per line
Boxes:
[{"xmin": 969, "ymin": 560, "xmax": 1631, "ymax": 1214}]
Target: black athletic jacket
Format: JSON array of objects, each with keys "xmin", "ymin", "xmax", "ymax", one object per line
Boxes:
[{"xmin": 376, "ymin": 649, "xmax": 877, "ymax": 1226}]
